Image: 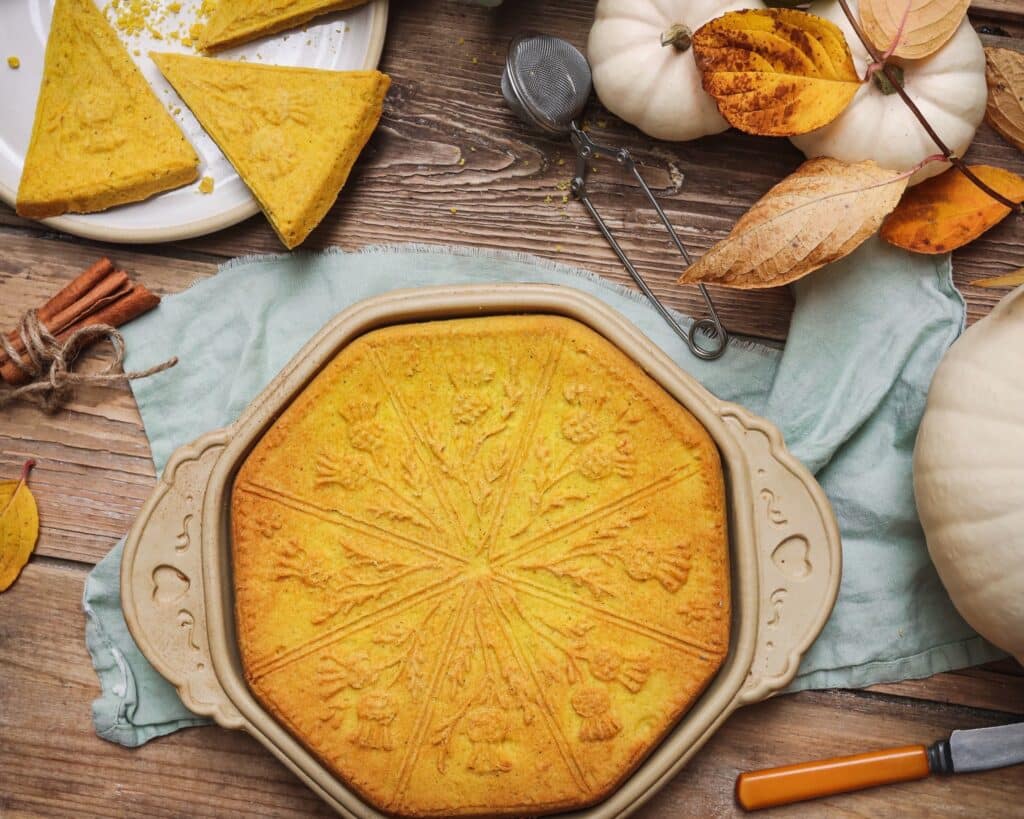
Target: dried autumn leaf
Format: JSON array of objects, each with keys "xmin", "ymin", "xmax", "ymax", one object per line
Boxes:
[
  {"xmin": 860, "ymin": 0, "xmax": 970, "ymax": 60},
  {"xmin": 985, "ymin": 47, "xmax": 1024, "ymax": 154},
  {"xmin": 679, "ymin": 157, "xmax": 908, "ymax": 289},
  {"xmin": 692, "ymin": 9, "xmax": 862, "ymax": 136},
  {"xmin": 0, "ymin": 460, "xmax": 39, "ymax": 592},
  {"xmin": 881, "ymin": 165, "xmax": 1024, "ymax": 254},
  {"xmin": 974, "ymin": 268, "xmax": 1024, "ymax": 289}
]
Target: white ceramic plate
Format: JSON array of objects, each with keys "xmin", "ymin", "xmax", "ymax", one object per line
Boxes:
[{"xmin": 0, "ymin": 0, "xmax": 388, "ymax": 243}]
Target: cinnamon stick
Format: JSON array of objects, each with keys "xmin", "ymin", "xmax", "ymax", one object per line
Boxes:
[
  {"xmin": 1, "ymin": 284, "xmax": 161, "ymax": 386},
  {"xmin": 38, "ymin": 258, "xmax": 114, "ymax": 322},
  {"xmin": 1, "ymin": 259, "xmax": 116, "ymax": 366},
  {"xmin": 0, "ymin": 270, "xmax": 131, "ymax": 368},
  {"xmin": 43, "ymin": 271, "xmax": 132, "ymax": 336}
]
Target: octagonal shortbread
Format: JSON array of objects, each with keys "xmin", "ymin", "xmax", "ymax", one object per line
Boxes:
[{"xmin": 231, "ymin": 315, "xmax": 730, "ymax": 817}]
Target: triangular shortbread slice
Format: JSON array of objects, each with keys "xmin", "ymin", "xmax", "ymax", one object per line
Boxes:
[
  {"xmin": 152, "ymin": 53, "xmax": 389, "ymax": 248},
  {"xmin": 16, "ymin": 0, "xmax": 198, "ymax": 219},
  {"xmin": 199, "ymin": 0, "xmax": 370, "ymax": 51}
]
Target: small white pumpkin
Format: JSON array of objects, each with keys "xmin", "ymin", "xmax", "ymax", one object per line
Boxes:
[
  {"xmin": 588, "ymin": 0, "xmax": 765, "ymax": 142},
  {"xmin": 791, "ymin": 0, "xmax": 987, "ymax": 184},
  {"xmin": 914, "ymin": 286, "xmax": 1024, "ymax": 663}
]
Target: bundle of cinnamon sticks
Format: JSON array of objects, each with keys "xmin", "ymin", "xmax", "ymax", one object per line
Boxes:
[{"xmin": 1, "ymin": 258, "xmax": 161, "ymax": 386}]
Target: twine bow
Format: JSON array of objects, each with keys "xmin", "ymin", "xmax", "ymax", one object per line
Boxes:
[{"xmin": 0, "ymin": 310, "xmax": 177, "ymax": 413}]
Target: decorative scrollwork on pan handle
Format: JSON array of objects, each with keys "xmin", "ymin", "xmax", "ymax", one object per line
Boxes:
[
  {"xmin": 121, "ymin": 429, "xmax": 244, "ymax": 728},
  {"xmin": 718, "ymin": 405, "xmax": 842, "ymax": 706}
]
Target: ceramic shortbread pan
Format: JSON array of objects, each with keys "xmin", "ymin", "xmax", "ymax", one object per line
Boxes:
[{"xmin": 122, "ymin": 284, "xmax": 841, "ymax": 818}]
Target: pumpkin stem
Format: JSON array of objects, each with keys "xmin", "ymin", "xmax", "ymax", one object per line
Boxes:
[
  {"xmin": 872, "ymin": 64, "xmax": 905, "ymax": 95},
  {"xmin": 661, "ymin": 24, "xmax": 692, "ymax": 52},
  {"xmin": 836, "ymin": 0, "xmax": 1021, "ymax": 211}
]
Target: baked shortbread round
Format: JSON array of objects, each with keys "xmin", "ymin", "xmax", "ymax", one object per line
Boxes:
[{"xmin": 232, "ymin": 315, "xmax": 730, "ymax": 817}]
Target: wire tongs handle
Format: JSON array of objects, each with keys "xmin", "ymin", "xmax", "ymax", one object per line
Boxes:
[{"xmin": 569, "ymin": 123, "xmax": 728, "ymax": 361}]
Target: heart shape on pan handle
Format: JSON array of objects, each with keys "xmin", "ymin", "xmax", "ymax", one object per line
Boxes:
[
  {"xmin": 717, "ymin": 402, "xmax": 842, "ymax": 706},
  {"xmin": 122, "ymin": 427, "xmax": 244, "ymax": 728}
]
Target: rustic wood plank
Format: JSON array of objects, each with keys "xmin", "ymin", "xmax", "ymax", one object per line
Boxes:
[
  {"xmin": 1, "ymin": 561, "xmax": 1021, "ymax": 819},
  {"xmin": 973, "ymin": 0, "xmax": 1024, "ymax": 23},
  {"xmin": 984, "ymin": 658, "xmax": 1024, "ymax": 676},
  {"xmin": 868, "ymin": 664, "xmax": 1024, "ymax": 715},
  {"xmin": 0, "ymin": 233, "xmax": 222, "ymax": 562},
  {"xmin": 3, "ymin": 11, "xmax": 1021, "ymax": 338},
  {"xmin": 647, "ymin": 689, "xmax": 1024, "ymax": 818},
  {"xmin": 0, "ymin": 1, "xmax": 1022, "ymax": 814},
  {"xmin": 2, "ymin": 12, "xmax": 1023, "ymax": 335},
  {"xmin": 0, "ymin": 563, "xmax": 332, "ymax": 819}
]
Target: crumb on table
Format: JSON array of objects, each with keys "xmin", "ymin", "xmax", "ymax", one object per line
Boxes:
[
  {"xmin": 7, "ymin": 56, "xmax": 20, "ymax": 69},
  {"xmin": 198, "ymin": 176, "xmax": 215, "ymax": 194}
]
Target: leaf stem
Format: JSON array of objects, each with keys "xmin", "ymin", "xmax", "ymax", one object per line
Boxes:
[
  {"xmin": 836, "ymin": 0, "xmax": 1022, "ymax": 211},
  {"xmin": 0, "ymin": 459, "xmax": 35, "ymax": 518},
  {"xmin": 864, "ymin": 0, "xmax": 910, "ymax": 77}
]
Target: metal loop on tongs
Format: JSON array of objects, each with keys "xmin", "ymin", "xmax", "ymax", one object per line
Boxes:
[
  {"xmin": 569, "ymin": 124, "xmax": 728, "ymax": 361},
  {"xmin": 501, "ymin": 33, "xmax": 729, "ymax": 361}
]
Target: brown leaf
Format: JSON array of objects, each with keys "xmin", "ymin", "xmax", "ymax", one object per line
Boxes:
[
  {"xmin": 985, "ymin": 47, "xmax": 1024, "ymax": 154},
  {"xmin": 0, "ymin": 460, "xmax": 39, "ymax": 592},
  {"xmin": 692, "ymin": 9, "xmax": 861, "ymax": 137},
  {"xmin": 679, "ymin": 158, "xmax": 908, "ymax": 289},
  {"xmin": 860, "ymin": 0, "xmax": 970, "ymax": 60},
  {"xmin": 973, "ymin": 268, "xmax": 1024, "ymax": 289},
  {"xmin": 881, "ymin": 165, "xmax": 1024, "ymax": 254}
]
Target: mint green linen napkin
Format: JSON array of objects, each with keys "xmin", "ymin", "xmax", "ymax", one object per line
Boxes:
[{"xmin": 84, "ymin": 240, "xmax": 1003, "ymax": 746}]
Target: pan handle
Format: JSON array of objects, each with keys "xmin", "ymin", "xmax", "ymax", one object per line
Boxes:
[
  {"xmin": 718, "ymin": 404, "xmax": 842, "ymax": 705},
  {"xmin": 121, "ymin": 429, "xmax": 244, "ymax": 728}
]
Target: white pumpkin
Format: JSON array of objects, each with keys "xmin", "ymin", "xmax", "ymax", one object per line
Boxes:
[
  {"xmin": 791, "ymin": 0, "xmax": 987, "ymax": 184},
  {"xmin": 588, "ymin": 0, "xmax": 765, "ymax": 142},
  {"xmin": 914, "ymin": 286, "xmax": 1024, "ymax": 663}
]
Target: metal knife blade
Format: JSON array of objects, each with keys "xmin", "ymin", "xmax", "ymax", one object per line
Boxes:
[{"xmin": 949, "ymin": 722, "xmax": 1024, "ymax": 773}]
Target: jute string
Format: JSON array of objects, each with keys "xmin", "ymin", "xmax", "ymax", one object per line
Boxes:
[{"xmin": 0, "ymin": 310, "xmax": 177, "ymax": 413}]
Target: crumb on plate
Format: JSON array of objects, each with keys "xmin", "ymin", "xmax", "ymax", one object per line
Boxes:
[
  {"xmin": 7, "ymin": 56, "xmax": 20, "ymax": 69},
  {"xmin": 198, "ymin": 176, "xmax": 215, "ymax": 194}
]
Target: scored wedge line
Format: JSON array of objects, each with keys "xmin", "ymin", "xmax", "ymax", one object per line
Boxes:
[
  {"xmin": 368, "ymin": 347, "xmax": 476, "ymax": 553},
  {"xmin": 493, "ymin": 573, "xmax": 723, "ymax": 659},
  {"xmin": 483, "ymin": 583, "xmax": 593, "ymax": 795},
  {"xmin": 249, "ymin": 573, "xmax": 465, "ymax": 681},
  {"xmin": 238, "ymin": 480, "xmax": 469, "ymax": 566},
  {"xmin": 481, "ymin": 332, "xmax": 566, "ymax": 560},
  {"xmin": 492, "ymin": 462, "xmax": 701, "ymax": 567},
  {"xmin": 390, "ymin": 584, "xmax": 477, "ymax": 809}
]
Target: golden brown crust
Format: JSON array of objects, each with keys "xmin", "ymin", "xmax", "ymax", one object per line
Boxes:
[
  {"xmin": 152, "ymin": 53, "xmax": 388, "ymax": 249},
  {"xmin": 16, "ymin": 0, "xmax": 198, "ymax": 219},
  {"xmin": 231, "ymin": 315, "xmax": 730, "ymax": 816},
  {"xmin": 199, "ymin": 0, "xmax": 371, "ymax": 51}
]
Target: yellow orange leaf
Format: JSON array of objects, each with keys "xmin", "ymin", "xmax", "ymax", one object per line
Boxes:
[
  {"xmin": 0, "ymin": 460, "xmax": 39, "ymax": 592},
  {"xmin": 860, "ymin": 0, "xmax": 970, "ymax": 60},
  {"xmin": 692, "ymin": 9, "xmax": 862, "ymax": 137},
  {"xmin": 985, "ymin": 47, "xmax": 1024, "ymax": 154},
  {"xmin": 881, "ymin": 165, "xmax": 1024, "ymax": 254},
  {"xmin": 974, "ymin": 268, "xmax": 1024, "ymax": 289},
  {"xmin": 679, "ymin": 158, "xmax": 908, "ymax": 289}
]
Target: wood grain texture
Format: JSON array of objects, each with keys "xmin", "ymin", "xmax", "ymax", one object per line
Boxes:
[
  {"xmin": 0, "ymin": 1, "xmax": 1022, "ymax": 817},
  {"xmin": 1, "ymin": 561, "xmax": 1021, "ymax": 819},
  {"xmin": 973, "ymin": 0, "xmax": 1024, "ymax": 23}
]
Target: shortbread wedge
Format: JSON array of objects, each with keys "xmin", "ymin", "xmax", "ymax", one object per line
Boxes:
[
  {"xmin": 16, "ymin": 0, "xmax": 198, "ymax": 219},
  {"xmin": 152, "ymin": 52, "xmax": 388, "ymax": 248}
]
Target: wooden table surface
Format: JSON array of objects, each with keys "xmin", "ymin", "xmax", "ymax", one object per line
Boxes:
[{"xmin": 2, "ymin": 1, "xmax": 1023, "ymax": 816}]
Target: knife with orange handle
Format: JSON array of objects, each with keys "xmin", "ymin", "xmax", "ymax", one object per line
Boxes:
[{"xmin": 736, "ymin": 722, "xmax": 1024, "ymax": 811}]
